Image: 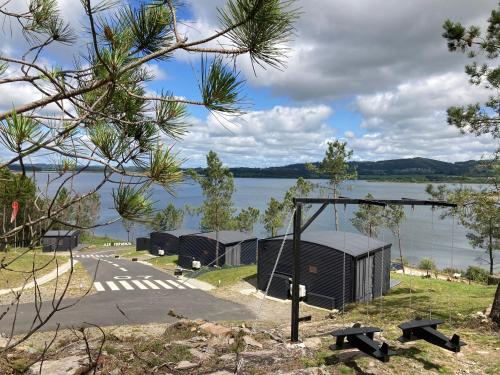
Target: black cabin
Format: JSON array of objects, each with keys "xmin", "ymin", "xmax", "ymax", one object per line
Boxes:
[
  {"xmin": 178, "ymin": 231, "xmax": 258, "ymax": 269},
  {"xmin": 42, "ymin": 230, "xmax": 80, "ymax": 252},
  {"xmin": 136, "ymin": 237, "xmax": 150, "ymax": 251},
  {"xmin": 257, "ymin": 230, "xmax": 391, "ymax": 310},
  {"xmin": 149, "ymin": 229, "xmax": 199, "ymax": 255}
]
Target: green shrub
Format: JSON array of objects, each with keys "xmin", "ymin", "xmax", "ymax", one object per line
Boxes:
[
  {"xmin": 465, "ymin": 266, "xmax": 489, "ymax": 283},
  {"xmin": 419, "ymin": 258, "xmax": 436, "ymax": 276}
]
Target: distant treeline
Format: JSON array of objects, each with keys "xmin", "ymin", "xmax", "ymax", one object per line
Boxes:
[{"xmin": 8, "ymin": 157, "xmax": 496, "ymax": 182}]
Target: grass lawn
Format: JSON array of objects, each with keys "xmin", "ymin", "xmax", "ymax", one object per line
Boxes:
[
  {"xmin": 118, "ymin": 249, "xmax": 150, "ymax": 259},
  {"xmin": 345, "ymin": 272, "xmax": 496, "ymax": 327},
  {"xmin": 145, "ymin": 255, "xmax": 178, "ymax": 271},
  {"xmin": 196, "ymin": 265, "xmax": 257, "ymax": 287},
  {"xmin": 0, "ymin": 249, "xmax": 69, "ymax": 289},
  {"xmin": 80, "ymin": 234, "xmax": 122, "ymax": 247}
]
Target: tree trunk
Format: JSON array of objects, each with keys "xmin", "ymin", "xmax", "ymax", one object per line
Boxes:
[
  {"xmin": 491, "ymin": 283, "xmax": 500, "ymax": 325},
  {"xmin": 215, "ymin": 229, "xmax": 219, "ymax": 267},
  {"xmin": 397, "ymin": 227, "xmax": 405, "ymax": 274},
  {"xmin": 333, "ymin": 186, "xmax": 339, "ymax": 231},
  {"xmin": 489, "ymin": 218, "xmax": 493, "ymax": 275}
]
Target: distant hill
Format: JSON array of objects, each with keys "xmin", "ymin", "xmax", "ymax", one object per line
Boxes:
[
  {"xmin": 8, "ymin": 157, "xmax": 495, "ymax": 182},
  {"xmin": 226, "ymin": 157, "xmax": 495, "ymax": 182}
]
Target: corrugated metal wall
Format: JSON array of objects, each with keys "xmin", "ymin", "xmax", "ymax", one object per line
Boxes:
[
  {"xmin": 372, "ymin": 246, "xmax": 391, "ymax": 297},
  {"xmin": 258, "ymin": 239, "xmax": 354, "ymax": 309},
  {"xmin": 179, "ymin": 235, "xmax": 257, "ymax": 268},
  {"xmin": 136, "ymin": 237, "xmax": 150, "ymax": 251},
  {"xmin": 150, "ymin": 233, "xmax": 181, "ymax": 255},
  {"xmin": 240, "ymin": 239, "xmax": 258, "ymax": 264},
  {"xmin": 179, "ymin": 235, "xmax": 226, "ymax": 268}
]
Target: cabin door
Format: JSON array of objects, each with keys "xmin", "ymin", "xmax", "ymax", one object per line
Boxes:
[
  {"xmin": 225, "ymin": 245, "xmax": 241, "ymax": 266},
  {"xmin": 355, "ymin": 255, "xmax": 375, "ymax": 302}
]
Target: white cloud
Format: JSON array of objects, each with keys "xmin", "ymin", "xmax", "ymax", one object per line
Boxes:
[
  {"xmin": 145, "ymin": 63, "xmax": 168, "ymax": 81},
  {"xmin": 348, "ymin": 72, "xmax": 497, "ymax": 161},
  {"xmin": 178, "ymin": 0, "xmax": 498, "ymax": 164},
  {"xmin": 175, "ymin": 105, "xmax": 336, "ymax": 167}
]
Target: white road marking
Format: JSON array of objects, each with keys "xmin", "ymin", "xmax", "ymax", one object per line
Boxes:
[
  {"xmin": 112, "ymin": 263, "xmax": 119, "ymax": 267},
  {"xmin": 131, "ymin": 280, "xmax": 148, "ymax": 290},
  {"xmin": 182, "ymin": 281, "xmax": 197, "ymax": 289},
  {"xmin": 94, "ymin": 282, "xmax": 105, "ymax": 291},
  {"xmin": 166, "ymin": 279, "xmax": 185, "ymax": 289},
  {"xmin": 119, "ymin": 268, "xmax": 127, "ymax": 272},
  {"xmin": 118, "ymin": 280, "xmax": 134, "ymax": 290},
  {"xmin": 143, "ymin": 280, "xmax": 160, "ymax": 289},
  {"xmin": 106, "ymin": 281, "xmax": 120, "ymax": 291},
  {"xmin": 154, "ymin": 280, "xmax": 173, "ymax": 289}
]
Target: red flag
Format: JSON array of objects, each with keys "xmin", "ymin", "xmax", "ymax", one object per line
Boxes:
[{"xmin": 10, "ymin": 201, "xmax": 19, "ymax": 224}]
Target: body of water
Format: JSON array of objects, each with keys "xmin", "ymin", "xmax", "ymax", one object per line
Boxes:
[{"xmin": 35, "ymin": 173, "xmax": 495, "ymax": 271}]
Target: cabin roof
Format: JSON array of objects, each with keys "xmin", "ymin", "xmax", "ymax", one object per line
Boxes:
[
  {"xmin": 267, "ymin": 230, "xmax": 390, "ymax": 257},
  {"xmin": 43, "ymin": 230, "xmax": 79, "ymax": 237},
  {"xmin": 190, "ymin": 230, "xmax": 256, "ymax": 245}
]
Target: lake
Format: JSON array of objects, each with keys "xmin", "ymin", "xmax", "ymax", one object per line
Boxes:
[{"xmin": 35, "ymin": 172, "xmax": 495, "ymax": 271}]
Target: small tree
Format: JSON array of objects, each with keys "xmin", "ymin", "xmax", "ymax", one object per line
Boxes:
[
  {"xmin": 283, "ymin": 176, "xmax": 314, "ymax": 223},
  {"xmin": 263, "ymin": 198, "xmax": 286, "ymax": 236},
  {"xmin": 351, "ymin": 193, "xmax": 385, "ymax": 238},
  {"xmin": 191, "ymin": 151, "xmax": 236, "ymax": 266},
  {"xmin": 307, "ymin": 140, "xmax": 357, "ymax": 230},
  {"xmin": 427, "ymin": 185, "xmax": 499, "ymax": 275},
  {"xmin": 262, "ymin": 177, "xmax": 313, "ymax": 236},
  {"xmin": 234, "ymin": 207, "xmax": 260, "ymax": 233},
  {"xmin": 383, "ymin": 204, "xmax": 406, "ymax": 273},
  {"xmin": 419, "ymin": 258, "xmax": 436, "ymax": 277},
  {"xmin": 151, "ymin": 203, "xmax": 184, "ymax": 232}
]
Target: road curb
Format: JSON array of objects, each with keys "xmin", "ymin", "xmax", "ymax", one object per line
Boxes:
[{"xmin": 0, "ymin": 260, "xmax": 77, "ymax": 296}]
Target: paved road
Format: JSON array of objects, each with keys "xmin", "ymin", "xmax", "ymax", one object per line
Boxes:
[{"xmin": 0, "ymin": 250, "xmax": 254, "ymax": 334}]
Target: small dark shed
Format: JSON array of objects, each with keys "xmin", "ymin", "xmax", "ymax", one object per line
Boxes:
[
  {"xmin": 150, "ymin": 229, "xmax": 200, "ymax": 255},
  {"xmin": 178, "ymin": 231, "xmax": 258, "ymax": 269},
  {"xmin": 136, "ymin": 237, "xmax": 150, "ymax": 251},
  {"xmin": 42, "ymin": 230, "xmax": 79, "ymax": 252},
  {"xmin": 257, "ymin": 231, "xmax": 391, "ymax": 310}
]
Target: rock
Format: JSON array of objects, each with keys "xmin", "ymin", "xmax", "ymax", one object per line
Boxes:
[
  {"xmin": 206, "ymin": 336, "xmax": 232, "ymax": 348},
  {"xmin": 175, "ymin": 360, "xmax": 199, "ymax": 370},
  {"xmin": 243, "ymin": 335, "xmax": 263, "ymax": 349},
  {"xmin": 109, "ymin": 369, "xmax": 121, "ymax": 375},
  {"xmin": 241, "ymin": 350, "xmax": 278, "ymax": 358},
  {"xmin": 219, "ymin": 353, "xmax": 236, "ymax": 361},
  {"xmin": 0, "ymin": 337, "xmax": 8, "ymax": 348},
  {"xmin": 31, "ymin": 356, "xmax": 85, "ymax": 375},
  {"xmin": 207, "ymin": 371, "xmax": 233, "ymax": 375},
  {"xmin": 200, "ymin": 322, "xmax": 232, "ymax": 336},
  {"xmin": 17, "ymin": 346, "xmax": 37, "ymax": 354},
  {"xmin": 189, "ymin": 348, "xmax": 209, "ymax": 361},
  {"xmin": 303, "ymin": 337, "xmax": 322, "ymax": 350}
]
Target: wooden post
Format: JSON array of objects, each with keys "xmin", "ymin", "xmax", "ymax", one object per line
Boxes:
[{"xmin": 291, "ymin": 201, "xmax": 302, "ymax": 342}]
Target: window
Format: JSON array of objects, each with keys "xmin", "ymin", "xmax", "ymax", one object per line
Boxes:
[{"xmin": 308, "ymin": 265, "xmax": 317, "ymax": 274}]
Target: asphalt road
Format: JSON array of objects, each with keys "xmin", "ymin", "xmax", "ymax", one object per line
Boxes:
[{"xmin": 0, "ymin": 250, "xmax": 254, "ymax": 334}]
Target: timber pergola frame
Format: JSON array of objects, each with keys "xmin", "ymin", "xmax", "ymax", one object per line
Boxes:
[{"xmin": 290, "ymin": 197, "xmax": 457, "ymax": 343}]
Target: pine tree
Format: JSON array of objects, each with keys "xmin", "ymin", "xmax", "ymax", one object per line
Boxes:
[
  {"xmin": 442, "ymin": 3, "xmax": 500, "ymax": 325},
  {"xmin": 351, "ymin": 193, "xmax": 385, "ymax": 238},
  {"xmin": 307, "ymin": 141, "xmax": 356, "ymax": 230},
  {"xmin": 263, "ymin": 198, "xmax": 286, "ymax": 237},
  {"xmin": 234, "ymin": 207, "xmax": 260, "ymax": 233},
  {"xmin": 151, "ymin": 203, "xmax": 184, "ymax": 232},
  {"xmin": 191, "ymin": 151, "xmax": 236, "ymax": 266},
  {"xmin": 383, "ymin": 204, "xmax": 406, "ymax": 273}
]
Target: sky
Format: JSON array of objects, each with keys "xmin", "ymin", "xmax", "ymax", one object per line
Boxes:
[{"xmin": 0, "ymin": 0, "xmax": 498, "ymax": 168}]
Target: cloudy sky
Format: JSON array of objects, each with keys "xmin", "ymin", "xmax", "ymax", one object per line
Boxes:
[{"xmin": 1, "ymin": 0, "xmax": 498, "ymax": 167}]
